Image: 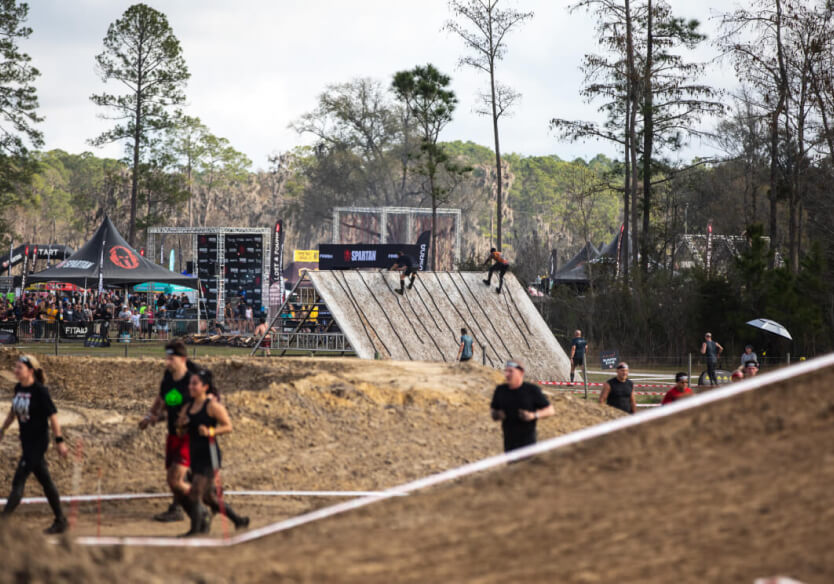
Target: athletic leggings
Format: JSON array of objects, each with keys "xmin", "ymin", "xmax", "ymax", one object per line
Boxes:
[
  {"xmin": 706, "ymin": 359, "xmax": 718, "ymax": 385},
  {"xmin": 487, "ymin": 263, "xmax": 508, "ymax": 284},
  {"xmin": 189, "ymin": 472, "xmax": 245, "ymax": 525},
  {"xmin": 3, "ymin": 456, "xmax": 64, "ymax": 520}
]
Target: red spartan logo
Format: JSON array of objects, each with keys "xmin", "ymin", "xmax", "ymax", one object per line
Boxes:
[
  {"xmin": 109, "ymin": 245, "xmax": 140, "ymax": 270},
  {"xmin": 343, "ymin": 250, "xmax": 351, "ymax": 262}
]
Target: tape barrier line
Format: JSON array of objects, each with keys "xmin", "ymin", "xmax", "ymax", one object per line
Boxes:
[
  {"xmin": 74, "ymin": 353, "xmax": 834, "ymax": 549},
  {"xmin": 2, "ymin": 490, "xmax": 402, "ymax": 506},
  {"xmin": 539, "ymin": 380, "xmax": 675, "ymax": 389},
  {"xmin": 545, "ymin": 388, "xmax": 667, "ymax": 396}
]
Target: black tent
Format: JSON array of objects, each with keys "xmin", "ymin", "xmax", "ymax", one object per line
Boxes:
[
  {"xmin": 552, "ymin": 241, "xmax": 600, "ymax": 284},
  {"xmin": 28, "ymin": 216, "xmax": 198, "ymax": 289}
]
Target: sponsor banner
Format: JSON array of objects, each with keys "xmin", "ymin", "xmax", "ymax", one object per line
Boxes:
[
  {"xmin": 415, "ymin": 231, "xmax": 430, "ymax": 272},
  {"xmin": 318, "ymin": 244, "xmax": 421, "ymax": 271},
  {"xmin": 60, "ymin": 322, "xmax": 91, "ymax": 339},
  {"xmin": 0, "ymin": 324, "xmax": 16, "ymax": 345},
  {"xmin": 293, "ymin": 250, "xmax": 319, "ymax": 263},
  {"xmin": 600, "ymin": 350, "xmax": 619, "ymax": 370},
  {"xmin": 270, "ymin": 220, "xmax": 284, "ymax": 285}
]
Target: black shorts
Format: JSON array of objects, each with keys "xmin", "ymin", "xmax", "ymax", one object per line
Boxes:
[
  {"xmin": 404, "ymin": 266, "xmax": 417, "ymax": 277},
  {"xmin": 572, "ymin": 356, "xmax": 585, "ymax": 366},
  {"xmin": 460, "ymin": 355, "xmax": 472, "ymax": 362}
]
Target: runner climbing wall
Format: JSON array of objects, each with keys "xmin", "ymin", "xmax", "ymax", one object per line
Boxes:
[{"xmin": 307, "ymin": 271, "xmax": 571, "ymax": 381}]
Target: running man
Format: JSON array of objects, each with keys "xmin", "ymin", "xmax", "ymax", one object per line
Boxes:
[
  {"xmin": 389, "ymin": 250, "xmax": 418, "ymax": 295},
  {"xmin": 569, "ymin": 329, "xmax": 588, "ymax": 384},
  {"xmin": 138, "ymin": 340, "xmax": 195, "ymax": 523},
  {"xmin": 456, "ymin": 328, "xmax": 474, "ymax": 362},
  {"xmin": 176, "ymin": 368, "xmax": 249, "ymax": 535},
  {"xmin": 700, "ymin": 332, "xmax": 723, "ymax": 386},
  {"xmin": 661, "ymin": 372, "xmax": 693, "ymax": 405},
  {"xmin": 599, "ymin": 362, "xmax": 636, "ymax": 414},
  {"xmin": 490, "ymin": 359, "xmax": 555, "ymax": 452},
  {"xmin": 482, "ymin": 247, "xmax": 509, "ymax": 294},
  {"xmin": 0, "ymin": 354, "xmax": 69, "ymax": 534}
]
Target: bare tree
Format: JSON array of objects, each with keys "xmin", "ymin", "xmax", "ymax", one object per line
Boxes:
[{"xmin": 445, "ymin": 0, "xmax": 533, "ymax": 253}]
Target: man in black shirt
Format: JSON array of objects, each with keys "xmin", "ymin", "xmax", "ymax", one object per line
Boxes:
[
  {"xmin": 389, "ymin": 250, "xmax": 418, "ymax": 295},
  {"xmin": 490, "ymin": 359, "xmax": 555, "ymax": 452},
  {"xmin": 138, "ymin": 340, "xmax": 194, "ymax": 522},
  {"xmin": 569, "ymin": 329, "xmax": 588, "ymax": 384}
]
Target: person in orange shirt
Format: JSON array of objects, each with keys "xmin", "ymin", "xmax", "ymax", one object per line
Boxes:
[
  {"xmin": 661, "ymin": 372, "xmax": 694, "ymax": 405},
  {"xmin": 482, "ymin": 248, "xmax": 510, "ymax": 294}
]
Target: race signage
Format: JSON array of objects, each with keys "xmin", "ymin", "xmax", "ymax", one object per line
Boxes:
[
  {"xmin": 319, "ymin": 244, "xmax": 422, "ymax": 271},
  {"xmin": 600, "ymin": 350, "xmax": 619, "ymax": 370},
  {"xmin": 293, "ymin": 250, "xmax": 319, "ymax": 263},
  {"xmin": 60, "ymin": 322, "xmax": 91, "ymax": 339}
]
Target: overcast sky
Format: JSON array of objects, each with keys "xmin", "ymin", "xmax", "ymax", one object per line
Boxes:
[{"xmin": 27, "ymin": 0, "xmax": 738, "ymax": 171}]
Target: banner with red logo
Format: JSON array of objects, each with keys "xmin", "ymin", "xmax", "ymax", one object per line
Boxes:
[{"xmin": 270, "ymin": 220, "xmax": 284, "ymax": 285}]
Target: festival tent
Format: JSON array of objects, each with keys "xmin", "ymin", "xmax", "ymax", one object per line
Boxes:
[
  {"xmin": 552, "ymin": 241, "xmax": 600, "ymax": 284},
  {"xmin": 27, "ymin": 216, "xmax": 198, "ymax": 289}
]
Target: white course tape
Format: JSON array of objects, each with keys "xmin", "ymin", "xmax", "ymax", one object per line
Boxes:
[
  {"xmin": 74, "ymin": 353, "xmax": 834, "ymax": 548},
  {"xmin": 2, "ymin": 490, "xmax": 401, "ymax": 507}
]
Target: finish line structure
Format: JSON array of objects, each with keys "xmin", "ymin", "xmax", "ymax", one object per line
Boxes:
[{"xmin": 72, "ymin": 352, "xmax": 834, "ymax": 549}]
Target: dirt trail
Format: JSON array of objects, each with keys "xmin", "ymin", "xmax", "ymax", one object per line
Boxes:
[{"xmin": 2, "ymin": 349, "xmax": 831, "ymax": 582}]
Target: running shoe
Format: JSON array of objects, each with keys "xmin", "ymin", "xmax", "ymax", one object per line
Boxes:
[
  {"xmin": 233, "ymin": 515, "xmax": 250, "ymax": 530},
  {"xmin": 153, "ymin": 503, "xmax": 184, "ymax": 522},
  {"xmin": 44, "ymin": 517, "xmax": 68, "ymax": 535}
]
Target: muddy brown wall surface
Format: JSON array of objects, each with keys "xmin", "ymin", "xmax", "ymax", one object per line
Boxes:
[{"xmin": 310, "ymin": 271, "xmax": 570, "ymax": 381}]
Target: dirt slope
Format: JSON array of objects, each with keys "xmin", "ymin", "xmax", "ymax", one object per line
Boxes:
[{"xmin": 138, "ymin": 359, "xmax": 834, "ymax": 583}]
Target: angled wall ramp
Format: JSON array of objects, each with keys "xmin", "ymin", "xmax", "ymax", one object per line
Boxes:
[{"xmin": 306, "ymin": 270, "xmax": 570, "ymax": 381}]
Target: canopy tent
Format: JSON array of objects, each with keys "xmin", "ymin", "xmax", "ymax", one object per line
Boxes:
[
  {"xmin": 27, "ymin": 216, "xmax": 198, "ymax": 289},
  {"xmin": 552, "ymin": 241, "xmax": 600, "ymax": 284}
]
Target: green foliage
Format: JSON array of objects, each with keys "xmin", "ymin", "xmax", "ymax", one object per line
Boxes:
[
  {"xmin": 392, "ymin": 64, "xmax": 466, "ymax": 270},
  {"xmin": 0, "ymin": 0, "xmax": 42, "ymax": 239},
  {"xmin": 90, "ymin": 3, "xmax": 190, "ymax": 244}
]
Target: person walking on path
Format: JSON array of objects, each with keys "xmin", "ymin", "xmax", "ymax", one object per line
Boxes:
[
  {"xmin": 138, "ymin": 340, "xmax": 195, "ymax": 523},
  {"xmin": 599, "ymin": 362, "xmax": 636, "ymax": 414},
  {"xmin": 389, "ymin": 250, "xmax": 418, "ymax": 295},
  {"xmin": 456, "ymin": 328, "xmax": 474, "ymax": 363},
  {"xmin": 569, "ymin": 329, "xmax": 588, "ymax": 384},
  {"xmin": 482, "ymin": 248, "xmax": 509, "ymax": 294},
  {"xmin": 0, "ymin": 354, "xmax": 69, "ymax": 534},
  {"xmin": 700, "ymin": 332, "xmax": 723, "ymax": 386},
  {"xmin": 661, "ymin": 372, "xmax": 694, "ymax": 405},
  {"xmin": 490, "ymin": 359, "xmax": 555, "ymax": 452},
  {"xmin": 176, "ymin": 368, "xmax": 249, "ymax": 536}
]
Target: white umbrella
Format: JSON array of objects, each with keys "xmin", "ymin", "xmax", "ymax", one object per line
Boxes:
[{"xmin": 746, "ymin": 318, "xmax": 792, "ymax": 340}]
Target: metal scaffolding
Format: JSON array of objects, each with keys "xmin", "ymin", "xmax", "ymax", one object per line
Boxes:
[{"xmin": 148, "ymin": 227, "xmax": 271, "ymax": 322}]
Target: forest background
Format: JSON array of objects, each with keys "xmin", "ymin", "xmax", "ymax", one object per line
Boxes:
[{"xmin": 2, "ymin": 0, "xmax": 834, "ymax": 362}]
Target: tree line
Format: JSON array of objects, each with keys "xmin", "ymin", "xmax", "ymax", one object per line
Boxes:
[{"xmin": 0, "ymin": 1, "xmax": 832, "ymax": 355}]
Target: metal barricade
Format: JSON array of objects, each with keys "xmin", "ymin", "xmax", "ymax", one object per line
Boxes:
[{"xmin": 273, "ymin": 332, "xmax": 352, "ymax": 353}]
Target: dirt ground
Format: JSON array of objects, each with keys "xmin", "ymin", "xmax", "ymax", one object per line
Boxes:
[
  {"xmin": 3, "ymin": 349, "xmax": 831, "ymax": 583},
  {"xmin": 0, "ymin": 348, "xmax": 620, "ymax": 582}
]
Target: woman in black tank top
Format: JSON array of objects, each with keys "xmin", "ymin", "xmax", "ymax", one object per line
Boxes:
[
  {"xmin": 599, "ymin": 362, "xmax": 636, "ymax": 414},
  {"xmin": 176, "ymin": 368, "xmax": 248, "ymax": 536}
]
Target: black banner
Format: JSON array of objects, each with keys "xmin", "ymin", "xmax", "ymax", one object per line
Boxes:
[
  {"xmin": 600, "ymin": 350, "xmax": 619, "ymax": 370},
  {"xmin": 60, "ymin": 322, "xmax": 91, "ymax": 339},
  {"xmin": 0, "ymin": 324, "xmax": 16, "ymax": 345},
  {"xmin": 319, "ymin": 244, "xmax": 421, "ymax": 270},
  {"xmin": 271, "ymin": 220, "xmax": 284, "ymax": 285},
  {"xmin": 416, "ymin": 230, "xmax": 430, "ymax": 272}
]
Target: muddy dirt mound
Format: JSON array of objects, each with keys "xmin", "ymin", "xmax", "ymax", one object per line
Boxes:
[
  {"xmin": 0, "ymin": 522, "xmax": 162, "ymax": 584},
  {"xmin": 143, "ymin": 360, "xmax": 834, "ymax": 583}
]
